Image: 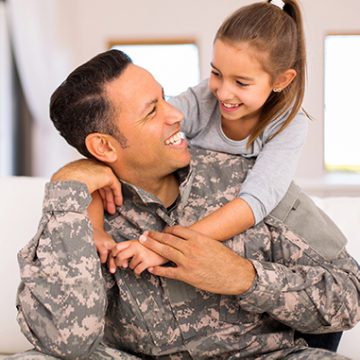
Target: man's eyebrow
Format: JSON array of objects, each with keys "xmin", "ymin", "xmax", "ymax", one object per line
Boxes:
[{"xmin": 210, "ymin": 62, "xmax": 254, "ymax": 82}]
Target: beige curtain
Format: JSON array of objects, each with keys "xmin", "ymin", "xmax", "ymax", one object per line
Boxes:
[{"xmin": 7, "ymin": 0, "xmax": 80, "ymax": 176}]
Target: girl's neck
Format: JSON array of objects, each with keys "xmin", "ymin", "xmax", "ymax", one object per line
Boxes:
[{"xmin": 221, "ymin": 114, "xmax": 259, "ymax": 141}]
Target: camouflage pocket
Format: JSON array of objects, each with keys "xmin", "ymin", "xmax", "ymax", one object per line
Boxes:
[
  {"xmin": 109, "ymin": 270, "xmax": 178, "ymax": 351},
  {"xmin": 219, "ymin": 296, "xmax": 259, "ymax": 325}
]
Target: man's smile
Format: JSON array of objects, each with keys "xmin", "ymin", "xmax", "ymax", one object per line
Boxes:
[{"xmin": 164, "ymin": 131, "xmax": 186, "ymax": 146}]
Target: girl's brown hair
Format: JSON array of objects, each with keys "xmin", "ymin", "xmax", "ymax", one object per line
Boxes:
[{"xmin": 215, "ymin": 0, "xmax": 306, "ymax": 146}]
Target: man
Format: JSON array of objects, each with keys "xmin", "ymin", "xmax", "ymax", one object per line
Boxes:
[{"xmin": 8, "ymin": 50, "xmax": 359, "ymax": 359}]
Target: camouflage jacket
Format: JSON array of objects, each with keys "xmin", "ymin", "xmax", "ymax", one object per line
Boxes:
[{"xmin": 16, "ymin": 148, "xmax": 360, "ymax": 359}]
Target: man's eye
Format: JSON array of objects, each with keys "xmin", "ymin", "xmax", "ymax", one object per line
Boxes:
[{"xmin": 147, "ymin": 106, "xmax": 156, "ymax": 117}]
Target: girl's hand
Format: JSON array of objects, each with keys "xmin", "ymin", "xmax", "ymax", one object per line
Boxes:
[
  {"xmin": 93, "ymin": 227, "xmax": 117, "ymax": 270},
  {"xmin": 111, "ymin": 239, "xmax": 168, "ymax": 276}
]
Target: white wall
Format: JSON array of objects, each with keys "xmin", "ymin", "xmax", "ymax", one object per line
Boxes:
[
  {"xmin": 28, "ymin": 0, "xmax": 360, "ymax": 195},
  {"xmin": 0, "ymin": 1, "xmax": 15, "ymax": 175}
]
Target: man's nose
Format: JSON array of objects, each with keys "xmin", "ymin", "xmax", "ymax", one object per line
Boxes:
[{"xmin": 165, "ymin": 102, "xmax": 184, "ymax": 124}]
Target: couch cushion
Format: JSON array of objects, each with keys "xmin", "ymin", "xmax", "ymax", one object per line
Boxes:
[{"xmin": 0, "ymin": 176, "xmax": 47, "ymax": 353}]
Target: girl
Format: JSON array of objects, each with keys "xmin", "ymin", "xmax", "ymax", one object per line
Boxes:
[{"xmin": 90, "ymin": 0, "xmax": 309, "ymax": 273}]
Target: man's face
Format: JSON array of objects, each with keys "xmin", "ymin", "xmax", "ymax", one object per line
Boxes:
[{"xmin": 105, "ymin": 64, "xmax": 191, "ymax": 179}]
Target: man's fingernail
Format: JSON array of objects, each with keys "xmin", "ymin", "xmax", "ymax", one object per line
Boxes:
[{"xmin": 139, "ymin": 234, "xmax": 147, "ymax": 244}]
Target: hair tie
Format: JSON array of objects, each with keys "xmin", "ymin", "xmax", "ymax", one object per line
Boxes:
[{"xmin": 270, "ymin": 0, "xmax": 285, "ymax": 10}]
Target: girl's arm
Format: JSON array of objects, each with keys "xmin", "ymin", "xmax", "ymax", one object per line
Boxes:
[
  {"xmin": 187, "ymin": 112, "xmax": 309, "ymax": 241},
  {"xmin": 88, "ymin": 190, "xmax": 105, "ymax": 230},
  {"xmin": 88, "ymin": 191, "xmax": 117, "ymax": 268},
  {"xmin": 189, "ymin": 198, "xmax": 255, "ymax": 241}
]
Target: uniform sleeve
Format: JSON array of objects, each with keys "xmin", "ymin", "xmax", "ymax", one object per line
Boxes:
[
  {"xmin": 16, "ymin": 181, "xmax": 107, "ymax": 360},
  {"xmin": 239, "ymin": 112, "xmax": 309, "ymax": 224},
  {"xmin": 238, "ymin": 220, "xmax": 360, "ymax": 333}
]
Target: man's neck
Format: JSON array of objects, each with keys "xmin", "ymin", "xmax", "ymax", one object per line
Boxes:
[
  {"xmin": 148, "ymin": 174, "xmax": 179, "ymax": 208},
  {"xmin": 123, "ymin": 172, "xmax": 180, "ymax": 208}
]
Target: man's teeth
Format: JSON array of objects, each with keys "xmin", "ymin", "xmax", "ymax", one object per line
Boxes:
[
  {"xmin": 222, "ymin": 102, "xmax": 240, "ymax": 109},
  {"xmin": 165, "ymin": 132, "xmax": 185, "ymax": 145}
]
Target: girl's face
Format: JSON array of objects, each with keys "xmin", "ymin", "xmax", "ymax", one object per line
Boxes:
[{"xmin": 209, "ymin": 39, "xmax": 274, "ymax": 126}]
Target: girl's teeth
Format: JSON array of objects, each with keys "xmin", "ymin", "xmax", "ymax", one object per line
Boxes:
[{"xmin": 223, "ymin": 102, "xmax": 239, "ymax": 108}]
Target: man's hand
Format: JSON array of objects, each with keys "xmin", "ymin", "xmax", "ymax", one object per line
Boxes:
[
  {"xmin": 111, "ymin": 240, "xmax": 168, "ymax": 276},
  {"xmin": 140, "ymin": 226, "xmax": 256, "ymax": 295},
  {"xmin": 51, "ymin": 159, "xmax": 122, "ymax": 210}
]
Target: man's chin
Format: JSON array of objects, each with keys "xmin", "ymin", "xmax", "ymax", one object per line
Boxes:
[{"xmin": 172, "ymin": 151, "xmax": 192, "ymax": 172}]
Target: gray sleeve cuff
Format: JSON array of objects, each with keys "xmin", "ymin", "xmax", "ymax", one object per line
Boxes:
[{"xmin": 239, "ymin": 193, "xmax": 265, "ymax": 225}]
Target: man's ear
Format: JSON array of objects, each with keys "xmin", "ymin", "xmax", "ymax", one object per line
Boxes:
[
  {"xmin": 273, "ymin": 69, "xmax": 297, "ymax": 91},
  {"xmin": 85, "ymin": 133, "xmax": 118, "ymax": 163}
]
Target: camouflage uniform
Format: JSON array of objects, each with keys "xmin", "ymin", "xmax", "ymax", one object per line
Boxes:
[{"xmin": 8, "ymin": 148, "xmax": 359, "ymax": 360}]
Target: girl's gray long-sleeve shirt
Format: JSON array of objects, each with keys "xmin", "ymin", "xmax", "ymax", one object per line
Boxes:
[{"xmin": 169, "ymin": 79, "xmax": 309, "ymax": 224}]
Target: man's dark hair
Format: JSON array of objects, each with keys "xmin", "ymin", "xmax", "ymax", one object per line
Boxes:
[{"xmin": 50, "ymin": 50, "xmax": 132, "ymax": 158}]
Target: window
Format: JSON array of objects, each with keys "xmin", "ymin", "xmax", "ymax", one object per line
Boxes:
[
  {"xmin": 324, "ymin": 34, "xmax": 360, "ymax": 173},
  {"xmin": 110, "ymin": 39, "xmax": 200, "ymax": 98}
]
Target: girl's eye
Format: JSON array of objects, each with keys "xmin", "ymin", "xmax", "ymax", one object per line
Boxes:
[
  {"xmin": 236, "ymin": 80, "xmax": 249, "ymax": 87},
  {"xmin": 211, "ymin": 70, "xmax": 220, "ymax": 77}
]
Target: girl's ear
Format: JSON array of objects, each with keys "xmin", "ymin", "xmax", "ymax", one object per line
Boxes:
[
  {"xmin": 85, "ymin": 133, "xmax": 118, "ymax": 163},
  {"xmin": 273, "ymin": 69, "xmax": 297, "ymax": 91}
]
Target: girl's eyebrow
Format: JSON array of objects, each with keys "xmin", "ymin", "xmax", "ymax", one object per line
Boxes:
[
  {"xmin": 210, "ymin": 62, "xmax": 220, "ymax": 72},
  {"xmin": 210, "ymin": 62, "xmax": 254, "ymax": 82}
]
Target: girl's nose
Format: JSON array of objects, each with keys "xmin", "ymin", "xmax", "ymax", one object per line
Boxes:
[{"xmin": 216, "ymin": 82, "xmax": 233, "ymax": 101}]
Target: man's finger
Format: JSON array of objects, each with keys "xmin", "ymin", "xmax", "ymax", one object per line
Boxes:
[
  {"xmin": 145, "ymin": 230, "xmax": 188, "ymax": 253},
  {"xmin": 108, "ymin": 181, "xmax": 123, "ymax": 206},
  {"xmin": 140, "ymin": 233, "xmax": 184, "ymax": 264},
  {"xmin": 148, "ymin": 265, "xmax": 180, "ymax": 280},
  {"xmin": 104, "ymin": 187, "xmax": 116, "ymax": 214}
]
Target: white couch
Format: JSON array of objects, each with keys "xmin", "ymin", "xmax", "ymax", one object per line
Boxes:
[{"xmin": 0, "ymin": 176, "xmax": 359, "ymax": 359}]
